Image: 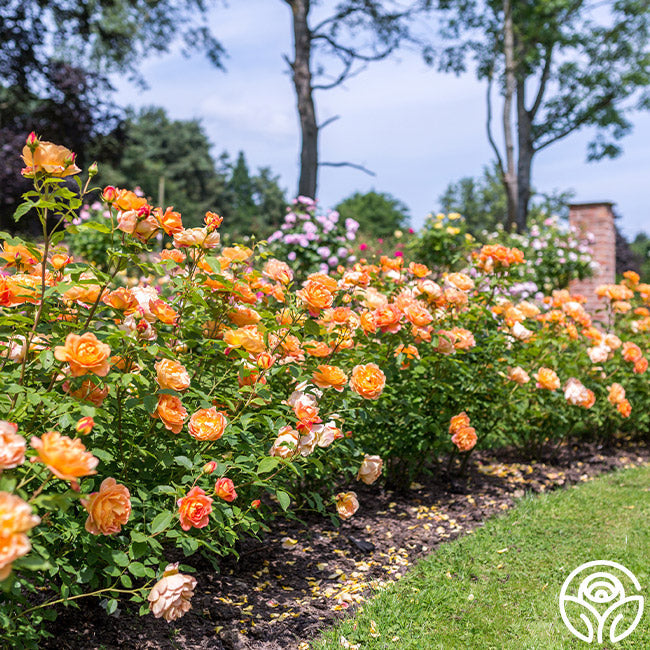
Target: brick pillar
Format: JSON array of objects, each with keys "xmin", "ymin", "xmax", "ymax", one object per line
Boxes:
[{"xmin": 568, "ymin": 202, "xmax": 616, "ymax": 314}]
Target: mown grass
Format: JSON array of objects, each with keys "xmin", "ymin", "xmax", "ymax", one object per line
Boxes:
[{"xmin": 315, "ymin": 464, "xmax": 650, "ymax": 649}]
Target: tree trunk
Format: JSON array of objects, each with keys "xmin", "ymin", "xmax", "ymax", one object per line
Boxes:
[
  {"xmin": 502, "ymin": 0, "xmax": 518, "ymax": 230},
  {"xmin": 515, "ymin": 78, "xmax": 533, "ymax": 232},
  {"xmin": 290, "ymin": 0, "xmax": 318, "ymax": 199}
]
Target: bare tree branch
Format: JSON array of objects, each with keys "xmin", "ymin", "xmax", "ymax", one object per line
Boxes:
[
  {"xmin": 528, "ymin": 46, "xmax": 553, "ymax": 119},
  {"xmin": 320, "ymin": 161, "xmax": 376, "ymax": 176},
  {"xmin": 318, "ymin": 115, "xmax": 340, "ymax": 129},
  {"xmin": 311, "ymin": 32, "xmax": 396, "ymax": 62},
  {"xmin": 313, "ymin": 60, "xmax": 368, "ymax": 90}
]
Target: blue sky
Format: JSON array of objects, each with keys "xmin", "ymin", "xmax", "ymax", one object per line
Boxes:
[{"xmin": 113, "ymin": 1, "xmax": 650, "ymax": 238}]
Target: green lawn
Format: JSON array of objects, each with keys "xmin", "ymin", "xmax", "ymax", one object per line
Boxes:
[{"xmin": 315, "ymin": 464, "xmax": 650, "ymax": 649}]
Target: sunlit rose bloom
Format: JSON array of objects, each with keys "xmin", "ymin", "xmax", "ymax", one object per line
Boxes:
[
  {"xmin": 5, "ymin": 273, "xmax": 42, "ymax": 305},
  {"xmin": 587, "ymin": 344, "xmax": 610, "ymax": 364},
  {"xmin": 374, "ymin": 303, "xmax": 402, "ymax": 334},
  {"xmin": 31, "ymin": 431, "xmax": 98, "ymax": 481},
  {"xmin": 403, "ymin": 302, "xmax": 433, "ymax": 327},
  {"xmin": 82, "ymin": 477, "xmax": 131, "ymax": 535},
  {"xmin": 314, "ymin": 421, "xmax": 343, "ymax": 447},
  {"xmin": 444, "ymin": 287, "xmax": 469, "ymax": 307},
  {"xmin": 359, "ymin": 310, "xmax": 377, "ymax": 334},
  {"xmin": 360, "ymin": 287, "xmax": 388, "ymax": 311},
  {"xmin": 256, "ymin": 351, "xmax": 275, "ymax": 369},
  {"xmin": 312, "ymin": 365, "xmax": 348, "ymax": 391},
  {"xmin": 603, "ymin": 334, "xmax": 622, "ymax": 350},
  {"xmin": 509, "ymin": 321, "xmax": 533, "ymax": 341},
  {"xmin": 129, "ymin": 285, "xmax": 159, "ymax": 322},
  {"xmin": 54, "ymin": 332, "xmax": 111, "ymax": 378},
  {"xmin": 622, "ymin": 341, "xmax": 643, "ymax": 363},
  {"xmin": 223, "ymin": 326, "xmax": 266, "ymax": 355},
  {"xmin": 21, "ymin": 141, "xmax": 80, "ymax": 177},
  {"xmin": 0, "ymin": 492, "xmax": 40, "ymax": 580},
  {"xmin": 228, "ymin": 307, "xmax": 261, "ymax": 327},
  {"xmin": 607, "ymin": 383, "xmax": 626, "ymax": 405},
  {"xmin": 153, "ymin": 394, "xmax": 188, "ymax": 434},
  {"xmin": 394, "ymin": 344, "xmax": 420, "ymax": 369},
  {"xmin": 449, "ymin": 412, "xmax": 471, "ymax": 435},
  {"xmin": 452, "ymin": 426, "xmax": 478, "ymax": 452},
  {"xmin": 304, "ymin": 340, "xmax": 332, "ymax": 357},
  {"xmin": 291, "ymin": 393, "xmax": 320, "ymax": 424},
  {"xmin": 435, "ymin": 331, "xmax": 456, "ymax": 355},
  {"xmin": 417, "ymin": 279, "xmax": 443, "ymax": 301},
  {"xmin": 116, "ymin": 209, "xmax": 138, "ymax": 234},
  {"xmin": 564, "ymin": 378, "xmax": 595, "ymax": 408},
  {"xmin": 221, "ymin": 246, "xmax": 253, "ymax": 264},
  {"xmin": 446, "ymin": 272, "xmax": 474, "ymax": 291},
  {"xmin": 307, "ymin": 272, "xmax": 339, "ymax": 293},
  {"xmin": 450, "ymin": 327, "xmax": 475, "ymax": 350},
  {"xmin": 103, "ymin": 287, "xmax": 139, "ymax": 313},
  {"xmin": 408, "ymin": 262, "xmax": 430, "ymax": 278},
  {"xmin": 507, "ymin": 367, "xmax": 530, "ymax": 385},
  {"xmin": 155, "ymin": 359, "xmax": 190, "ymax": 392},
  {"xmin": 64, "ymin": 377, "xmax": 109, "ymax": 407},
  {"xmin": 177, "ymin": 486, "xmax": 213, "ymax": 531},
  {"xmin": 612, "ymin": 300, "xmax": 632, "ymax": 314},
  {"xmin": 296, "ymin": 280, "xmax": 334, "ymax": 316},
  {"xmin": 188, "ymin": 408, "xmax": 227, "ymax": 441},
  {"xmin": 634, "ymin": 357, "xmax": 648, "ymax": 374},
  {"xmin": 149, "ymin": 299, "xmax": 178, "ymax": 325},
  {"xmin": 174, "ymin": 227, "xmax": 220, "ymax": 249},
  {"xmin": 153, "ymin": 207, "xmax": 184, "ymax": 236},
  {"xmin": 113, "ymin": 189, "xmax": 148, "ymax": 212},
  {"xmin": 269, "ymin": 426, "xmax": 299, "ymax": 458},
  {"xmin": 617, "ymin": 399, "xmax": 632, "ymax": 418},
  {"xmin": 517, "ymin": 301, "xmax": 540, "ymax": 318},
  {"xmin": 0, "ymin": 421, "xmax": 26, "ymax": 469},
  {"xmin": 148, "ymin": 563, "xmax": 197, "ymax": 622},
  {"xmin": 214, "ymin": 477, "xmax": 238, "ymax": 502},
  {"xmin": 623, "ymin": 270, "xmax": 640, "ymax": 286},
  {"xmin": 534, "ymin": 367, "xmax": 560, "ymax": 391},
  {"xmin": 160, "ymin": 248, "xmax": 186, "ymax": 264},
  {"xmin": 335, "ymin": 491, "xmax": 359, "ymax": 520},
  {"xmin": 357, "ymin": 455, "xmax": 383, "ymax": 485},
  {"xmin": 263, "ymin": 259, "xmax": 294, "ymax": 285},
  {"xmin": 0, "ymin": 243, "xmax": 41, "ymax": 270},
  {"xmin": 350, "ymin": 363, "xmax": 386, "ymax": 400},
  {"xmin": 298, "ymin": 430, "xmax": 318, "ymax": 456}
]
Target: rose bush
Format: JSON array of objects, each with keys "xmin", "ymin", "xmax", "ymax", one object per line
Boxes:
[{"xmin": 0, "ymin": 135, "xmax": 648, "ymax": 646}]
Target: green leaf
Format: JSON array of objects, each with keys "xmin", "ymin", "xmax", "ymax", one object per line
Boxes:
[
  {"xmin": 257, "ymin": 457, "xmax": 280, "ymax": 475},
  {"xmin": 276, "ymin": 490, "xmax": 291, "ymax": 511},
  {"xmin": 13, "ymin": 201, "xmax": 35, "ymax": 222},
  {"xmin": 128, "ymin": 562, "xmax": 147, "ymax": 577},
  {"xmin": 111, "ymin": 550, "xmax": 130, "ymax": 567},
  {"xmin": 105, "ymin": 599, "xmax": 118, "ymax": 615},
  {"xmin": 150, "ymin": 511, "xmax": 173, "ymax": 535},
  {"xmin": 174, "ymin": 455, "xmax": 193, "ymax": 470}
]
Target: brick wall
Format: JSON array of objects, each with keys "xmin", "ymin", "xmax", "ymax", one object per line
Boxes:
[{"xmin": 568, "ymin": 202, "xmax": 616, "ymax": 314}]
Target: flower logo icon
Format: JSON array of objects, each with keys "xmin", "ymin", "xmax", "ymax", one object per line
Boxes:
[{"xmin": 559, "ymin": 560, "xmax": 644, "ymax": 643}]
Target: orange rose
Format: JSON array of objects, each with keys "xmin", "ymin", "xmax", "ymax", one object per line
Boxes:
[
  {"xmin": 113, "ymin": 189, "xmax": 149, "ymax": 212},
  {"xmin": 450, "ymin": 327, "xmax": 475, "ymax": 350},
  {"xmin": 30, "ymin": 431, "xmax": 98, "ymax": 481},
  {"xmin": 214, "ymin": 478, "xmax": 238, "ymax": 503},
  {"xmin": 160, "ymin": 248, "xmax": 186, "ymax": 264},
  {"xmin": 188, "ymin": 408, "xmax": 227, "ymax": 441},
  {"xmin": 54, "ymin": 332, "xmax": 111, "ymax": 377},
  {"xmin": 449, "ymin": 412, "xmax": 471, "ymax": 434},
  {"xmin": 335, "ymin": 491, "xmax": 359, "ymax": 520},
  {"xmin": 0, "ymin": 243, "xmax": 42, "ymax": 270},
  {"xmin": 67, "ymin": 378, "xmax": 109, "ymax": 406},
  {"xmin": 155, "ymin": 359, "xmax": 190, "ymax": 392},
  {"xmin": 357, "ymin": 455, "xmax": 383, "ymax": 485},
  {"xmin": 307, "ymin": 272, "xmax": 338, "ymax": 292},
  {"xmin": 403, "ymin": 302, "xmax": 433, "ymax": 327},
  {"xmin": 269, "ymin": 426, "xmax": 299, "ymax": 458},
  {"xmin": 263, "ymin": 259, "xmax": 294, "ymax": 285},
  {"xmin": 0, "ymin": 421, "xmax": 26, "ymax": 470},
  {"xmin": 149, "ymin": 299, "xmax": 178, "ymax": 325},
  {"xmin": 103, "ymin": 288, "xmax": 139, "ymax": 314},
  {"xmin": 204, "ymin": 211, "xmax": 223, "ymax": 229},
  {"xmin": 153, "ymin": 394, "xmax": 188, "ymax": 434},
  {"xmin": 304, "ymin": 340, "xmax": 332, "ymax": 357},
  {"xmin": 177, "ymin": 486, "xmax": 213, "ymax": 531},
  {"xmin": 618, "ymin": 399, "xmax": 632, "ymax": 418},
  {"xmin": 21, "ymin": 141, "xmax": 81, "ymax": 177},
  {"xmin": 446, "ymin": 272, "xmax": 474, "ymax": 291},
  {"xmin": 451, "ymin": 426, "xmax": 477, "ymax": 452},
  {"xmin": 173, "ymin": 227, "xmax": 220, "ymax": 249},
  {"xmin": 0, "ymin": 492, "xmax": 40, "ymax": 580},
  {"xmin": 228, "ymin": 307, "xmax": 261, "ymax": 327},
  {"xmin": 374, "ymin": 304, "xmax": 402, "ymax": 334},
  {"xmin": 359, "ymin": 310, "xmax": 377, "ymax": 334},
  {"xmin": 223, "ymin": 327, "xmax": 266, "ymax": 355},
  {"xmin": 408, "ymin": 262, "xmax": 430, "ymax": 278},
  {"xmin": 350, "ymin": 363, "xmax": 386, "ymax": 400},
  {"xmin": 312, "ymin": 365, "xmax": 348, "ymax": 391},
  {"xmin": 622, "ymin": 341, "xmax": 643, "ymax": 363},
  {"xmin": 507, "ymin": 367, "xmax": 530, "ymax": 385},
  {"xmin": 634, "ymin": 357, "xmax": 648, "ymax": 374},
  {"xmin": 296, "ymin": 280, "xmax": 334, "ymax": 316},
  {"xmin": 534, "ymin": 367, "xmax": 560, "ymax": 391},
  {"xmin": 82, "ymin": 477, "xmax": 131, "ymax": 535},
  {"xmin": 607, "ymin": 383, "xmax": 626, "ymax": 405},
  {"xmin": 153, "ymin": 207, "xmax": 184, "ymax": 236},
  {"xmin": 148, "ymin": 563, "xmax": 197, "ymax": 622}
]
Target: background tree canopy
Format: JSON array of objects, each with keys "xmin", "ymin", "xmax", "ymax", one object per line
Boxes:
[{"xmin": 335, "ymin": 190, "xmax": 411, "ymax": 239}]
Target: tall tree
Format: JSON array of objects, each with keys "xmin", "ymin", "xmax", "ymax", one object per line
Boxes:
[
  {"xmin": 281, "ymin": 1, "xmax": 417, "ymax": 199},
  {"xmin": 336, "ymin": 190, "xmax": 410, "ymax": 238},
  {"xmin": 429, "ymin": 0, "xmax": 650, "ymax": 231}
]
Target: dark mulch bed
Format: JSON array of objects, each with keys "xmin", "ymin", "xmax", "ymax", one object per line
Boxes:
[{"xmin": 46, "ymin": 435, "xmax": 649, "ymax": 650}]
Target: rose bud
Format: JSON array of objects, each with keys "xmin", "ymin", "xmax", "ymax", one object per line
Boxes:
[
  {"xmin": 203, "ymin": 461, "xmax": 217, "ymax": 474},
  {"xmin": 214, "ymin": 477, "xmax": 237, "ymax": 502},
  {"xmin": 26, "ymin": 131, "xmax": 39, "ymax": 149},
  {"xmin": 251, "ymin": 499, "xmax": 261, "ymax": 509},
  {"xmin": 75, "ymin": 416, "xmax": 95, "ymax": 436},
  {"xmin": 102, "ymin": 186, "xmax": 118, "ymax": 202},
  {"xmin": 88, "ymin": 161, "xmax": 98, "ymax": 177}
]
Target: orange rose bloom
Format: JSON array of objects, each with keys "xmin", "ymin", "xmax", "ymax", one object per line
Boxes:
[
  {"xmin": 446, "ymin": 272, "xmax": 474, "ymax": 291},
  {"xmin": 359, "ymin": 310, "xmax": 377, "ymax": 334},
  {"xmin": 350, "ymin": 363, "xmax": 386, "ymax": 400},
  {"xmin": 0, "ymin": 243, "xmax": 42, "ymax": 270},
  {"xmin": 82, "ymin": 477, "xmax": 131, "ymax": 535},
  {"xmin": 223, "ymin": 326, "xmax": 266, "ymax": 355},
  {"xmin": 312, "ymin": 365, "xmax": 348, "ymax": 391},
  {"xmin": 148, "ymin": 563, "xmax": 197, "ymax": 622},
  {"xmin": 451, "ymin": 426, "xmax": 477, "ymax": 452},
  {"xmin": 403, "ymin": 302, "xmax": 433, "ymax": 327},
  {"xmin": 177, "ymin": 487, "xmax": 213, "ymax": 531},
  {"xmin": 21, "ymin": 141, "xmax": 81, "ymax": 177},
  {"xmin": 0, "ymin": 492, "xmax": 40, "ymax": 580},
  {"xmin": 153, "ymin": 207, "xmax": 184, "ymax": 236},
  {"xmin": 149, "ymin": 299, "xmax": 178, "ymax": 325},
  {"xmin": 67, "ymin": 378, "xmax": 109, "ymax": 406},
  {"xmin": 263, "ymin": 259, "xmax": 294, "ymax": 285},
  {"xmin": 155, "ymin": 359, "xmax": 190, "ymax": 392},
  {"xmin": 449, "ymin": 412, "xmax": 471, "ymax": 434},
  {"xmin": 617, "ymin": 399, "xmax": 632, "ymax": 418},
  {"xmin": 153, "ymin": 394, "xmax": 188, "ymax": 434},
  {"xmin": 622, "ymin": 341, "xmax": 643, "ymax": 363},
  {"xmin": 534, "ymin": 367, "xmax": 560, "ymax": 391},
  {"xmin": 408, "ymin": 262, "xmax": 430, "ymax": 278},
  {"xmin": 269, "ymin": 426, "xmax": 299, "ymax": 458},
  {"xmin": 54, "ymin": 332, "xmax": 111, "ymax": 377},
  {"xmin": 103, "ymin": 287, "xmax": 139, "ymax": 314},
  {"xmin": 214, "ymin": 477, "xmax": 238, "ymax": 503},
  {"xmin": 30, "ymin": 431, "xmax": 98, "ymax": 481},
  {"xmin": 228, "ymin": 307, "xmax": 261, "ymax": 327},
  {"xmin": 304, "ymin": 340, "xmax": 332, "ymax": 357},
  {"xmin": 296, "ymin": 280, "xmax": 334, "ymax": 316},
  {"xmin": 375, "ymin": 303, "xmax": 402, "ymax": 334},
  {"xmin": 113, "ymin": 189, "xmax": 149, "ymax": 212},
  {"xmin": 188, "ymin": 408, "xmax": 227, "ymax": 441},
  {"xmin": 307, "ymin": 272, "xmax": 338, "ymax": 292},
  {"xmin": 507, "ymin": 367, "xmax": 530, "ymax": 385},
  {"xmin": 634, "ymin": 357, "xmax": 648, "ymax": 375},
  {"xmin": 607, "ymin": 383, "xmax": 626, "ymax": 405},
  {"xmin": 0, "ymin": 421, "xmax": 26, "ymax": 470},
  {"xmin": 357, "ymin": 455, "xmax": 383, "ymax": 485},
  {"xmin": 335, "ymin": 491, "xmax": 359, "ymax": 520}
]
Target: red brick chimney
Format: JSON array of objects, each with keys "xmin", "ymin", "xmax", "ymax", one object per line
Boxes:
[{"xmin": 568, "ymin": 202, "xmax": 616, "ymax": 314}]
